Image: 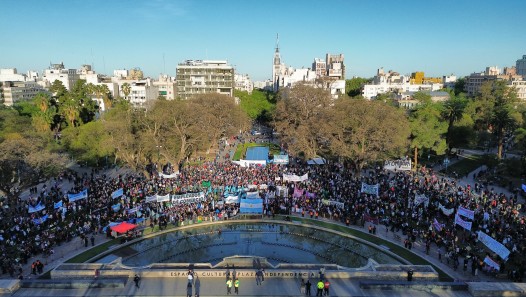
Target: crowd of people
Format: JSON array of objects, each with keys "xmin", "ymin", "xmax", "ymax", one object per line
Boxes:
[{"xmin": 1, "ymin": 141, "xmax": 525, "ymax": 282}]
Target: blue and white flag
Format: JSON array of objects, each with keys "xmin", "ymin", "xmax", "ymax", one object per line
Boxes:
[
  {"xmin": 484, "ymin": 256, "xmax": 500, "ymax": 271},
  {"xmin": 361, "ymin": 182, "xmax": 379, "ymax": 196},
  {"xmin": 454, "ymin": 214, "xmax": 472, "ymax": 231},
  {"xmin": 68, "ymin": 189, "xmax": 88, "ymax": 202},
  {"xmin": 28, "ymin": 202, "xmax": 45, "ymax": 213},
  {"xmin": 54, "ymin": 200, "xmax": 63, "ymax": 209},
  {"xmin": 457, "ymin": 206, "xmax": 475, "ymax": 220},
  {"xmin": 522, "ymin": 184, "xmax": 526, "ymax": 192},
  {"xmin": 32, "ymin": 215, "xmax": 48, "ymax": 225},
  {"xmin": 111, "ymin": 188, "xmax": 124, "ymax": 199},
  {"xmin": 477, "ymin": 231, "xmax": 510, "ymax": 260},
  {"xmin": 240, "ymin": 198, "xmax": 263, "ymax": 214},
  {"xmin": 433, "ymin": 218, "xmax": 444, "ymax": 232},
  {"xmin": 111, "ymin": 203, "xmax": 121, "ymax": 212}
]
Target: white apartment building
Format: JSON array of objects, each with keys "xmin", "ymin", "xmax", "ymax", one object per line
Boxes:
[
  {"xmin": 153, "ymin": 75, "xmax": 176, "ymax": 100},
  {"xmin": 0, "ymin": 68, "xmax": 27, "ymax": 82},
  {"xmin": 329, "ymin": 80, "xmax": 345, "ymax": 99},
  {"xmin": 128, "ymin": 80, "xmax": 158, "ymax": 107},
  {"xmin": 326, "ymin": 53, "xmax": 345, "ymax": 80},
  {"xmin": 278, "ymin": 67, "xmax": 317, "ymax": 89},
  {"xmin": 234, "ymin": 74, "xmax": 254, "ymax": 94},
  {"xmin": 42, "ymin": 63, "xmax": 79, "ymax": 91},
  {"xmin": 176, "ymin": 60, "xmax": 234, "ymax": 100},
  {"xmin": 1, "ymin": 81, "xmax": 49, "ymax": 106},
  {"xmin": 442, "ymin": 75, "xmax": 457, "ymax": 89},
  {"xmin": 362, "ymin": 68, "xmax": 443, "ymax": 99},
  {"xmin": 312, "ymin": 58, "xmax": 326, "ymax": 77},
  {"xmin": 253, "ymin": 80, "xmax": 273, "ymax": 91},
  {"xmin": 510, "ymin": 80, "xmax": 526, "ymax": 100}
]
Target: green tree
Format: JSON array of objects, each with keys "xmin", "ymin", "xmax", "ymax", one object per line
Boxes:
[
  {"xmin": 409, "ymin": 101, "xmax": 448, "ymax": 169},
  {"xmin": 121, "ymin": 83, "xmax": 131, "ymax": 99},
  {"xmin": 49, "ymin": 80, "xmax": 67, "ymax": 97},
  {"xmin": 235, "ymin": 89, "xmax": 275, "ymax": 122},
  {"xmin": 345, "ymin": 77, "xmax": 370, "ymax": 97},
  {"xmin": 329, "ymin": 98, "xmax": 410, "ymax": 171},
  {"xmin": 454, "ymin": 78, "xmax": 466, "ymax": 96},
  {"xmin": 441, "ymin": 92, "xmax": 468, "ymax": 149}
]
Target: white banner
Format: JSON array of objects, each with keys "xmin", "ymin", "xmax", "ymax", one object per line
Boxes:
[
  {"xmin": 276, "ymin": 186, "xmax": 288, "ymax": 197},
  {"xmin": 414, "ymin": 194, "xmax": 429, "ymax": 207},
  {"xmin": 439, "ymin": 203, "xmax": 454, "ymax": 216},
  {"xmin": 361, "ymin": 182, "xmax": 379, "ymax": 196},
  {"xmin": 246, "ymin": 192, "xmax": 260, "ymax": 199},
  {"xmin": 384, "ymin": 159, "xmax": 412, "ymax": 171},
  {"xmin": 454, "ymin": 214, "xmax": 472, "ymax": 231},
  {"xmin": 484, "ymin": 256, "xmax": 500, "ymax": 271},
  {"xmin": 159, "ymin": 172, "xmax": 179, "ymax": 179},
  {"xmin": 156, "ymin": 194, "xmax": 171, "ymax": 202},
  {"xmin": 172, "ymin": 192, "xmax": 205, "ymax": 203},
  {"xmin": 145, "ymin": 195, "xmax": 157, "ymax": 203},
  {"xmin": 283, "ymin": 173, "xmax": 308, "ymax": 182},
  {"xmin": 457, "ymin": 206, "xmax": 475, "ymax": 220},
  {"xmin": 225, "ymin": 196, "xmax": 239, "ymax": 204},
  {"xmin": 477, "ymin": 231, "xmax": 510, "ymax": 260},
  {"xmin": 322, "ymin": 199, "xmax": 345, "ymax": 209}
]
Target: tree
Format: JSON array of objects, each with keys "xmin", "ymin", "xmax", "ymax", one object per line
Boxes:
[
  {"xmin": 121, "ymin": 83, "xmax": 131, "ymax": 99},
  {"xmin": 235, "ymin": 89, "xmax": 275, "ymax": 123},
  {"xmin": 345, "ymin": 77, "xmax": 370, "ymax": 97},
  {"xmin": 49, "ymin": 80, "xmax": 67, "ymax": 97},
  {"xmin": 273, "ymin": 84, "xmax": 332, "ymax": 159},
  {"xmin": 454, "ymin": 78, "xmax": 466, "ymax": 96},
  {"xmin": 409, "ymin": 101, "xmax": 448, "ymax": 169},
  {"xmin": 329, "ymin": 98, "xmax": 410, "ymax": 171},
  {"xmin": 441, "ymin": 92, "xmax": 468, "ymax": 149}
]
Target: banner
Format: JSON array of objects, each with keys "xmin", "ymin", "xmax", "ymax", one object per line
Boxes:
[
  {"xmin": 159, "ymin": 172, "xmax": 179, "ymax": 179},
  {"xmin": 458, "ymin": 206, "xmax": 475, "ymax": 220},
  {"xmin": 433, "ymin": 218, "xmax": 444, "ymax": 232},
  {"xmin": 68, "ymin": 189, "xmax": 88, "ymax": 202},
  {"xmin": 384, "ymin": 159, "xmax": 412, "ymax": 171},
  {"xmin": 439, "ymin": 203, "xmax": 454, "ymax": 216},
  {"xmin": 156, "ymin": 194, "xmax": 171, "ymax": 202},
  {"xmin": 414, "ymin": 194, "xmax": 429, "ymax": 207},
  {"xmin": 32, "ymin": 215, "xmax": 48, "ymax": 225},
  {"xmin": 240, "ymin": 198, "xmax": 263, "ymax": 214},
  {"xmin": 293, "ymin": 187, "xmax": 304, "ymax": 198},
  {"xmin": 454, "ymin": 214, "xmax": 472, "ymax": 231},
  {"xmin": 477, "ymin": 231, "xmax": 510, "ymax": 260},
  {"xmin": 484, "ymin": 256, "xmax": 500, "ymax": 271},
  {"xmin": 145, "ymin": 195, "xmax": 157, "ymax": 203},
  {"xmin": 54, "ymin": 200, "xmax": 63, "ymax": 209},
  {"xmin": 273, "ymin": 154, "xmax": 289, "ymax": 165},
  {"xmin": 111, "ymin": 188, "xmax": 124, "ymax": 199},
  {"xmin": 283, "ymin": 173, "xmax": 308, "ymax": 182},
  {"xmin": 361, "ymin": 183, "xmax": 379, "ymax": 196},
  {"xmin": 202, "ymin": 181, "xmax": 211, "ymax": 188},
  {"xmin": 172, "ymin": 192, "xmax": 205, "ymax": 204},
  {"xmin": 28, "ymin": 202, "xmax": 45, "ymax": 213},
  {"xmin": 246, "ymin": 192, "xmax": 260, "ymax": 199},
  {"xmin": 225, "ymin": 195, "xmax": 239, "ymax": 204},
  {"xmin": 276, "ymin": 186, "xmax": 288, "ymax": 197},
  {"xmin": 322, "ymin": 199, "xmax": 344, "ymax": 209}
]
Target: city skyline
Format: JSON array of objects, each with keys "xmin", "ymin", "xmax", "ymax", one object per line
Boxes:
[{"xmin": 1, "ymin": 0, "xmax": 526, "ymax": 81}]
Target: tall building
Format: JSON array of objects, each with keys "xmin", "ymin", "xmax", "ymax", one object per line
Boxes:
[
  {"xmin": 517, "ymin": 55, "xmax": 526, "ymax": 77},
  {"xmin": 312, "ymin": 58, "xmax": 326, "ymax": 78},
  {"xmin": 464, "ymin": 66, "xmax": 522, "ymax": 97},
  {"xmin": 128, "ymin": 80, "xmax": 159, "ymax": 107},
  {"xmin": 326, "ymin": 53, "xmax": 345, "ymax": 80},
  {"xmin": 1, "ymin": 81, "xmax": 49, "ymax": 106},
  {"xmin": 153, "ymin": 74, "xmax": 176, "ymax": 100},
  {"xmin": 0, "ymin": 68, "xmax": 27, "ymax": 82},
  {"xmin": 272, "ymin": 34, "xmax": 286, "ymax": 92},
  {"xmin": 42, "ymin": 62, "xmax": 79, "ymax": 91},
  {"xmin": 176, "ymin": 60, "xmax": 234, "ymax": 100}
]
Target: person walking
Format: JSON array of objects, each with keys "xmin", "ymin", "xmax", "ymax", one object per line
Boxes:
[
  {"xmin": 186, "ymin": 282, "xmax": 193, "ymax": 297},
  {"xmin": 226, "ymin": 278, "xmax": 233, "ymax": 295},
  {"xmin": 134, "ymin": 274, "xmax": 141, "ymax": 288},
  {"xmin": 194, "ymin": 275, "xmax": 200, "ymax": 297},
  {"xmin": 316, "ymin": 279, "xmax": 324, "ymax": 296},
  {"xmin": 305, "ymin": 280, "xmax": 312, "ymax": 296},
  {"xmin": 300, "ymin": 278, "xmax": 306, "ymax": 294},
  {"xmin": 255, "ymin": 269, "xmax": 263, "ymax": 285},
  {"xmin": 234, "ymin": 278, "xmax": 240, "ymax": 295},
  {"xmin": 90, "ymin": 235, "xmax": 95, "ymax": 246}
]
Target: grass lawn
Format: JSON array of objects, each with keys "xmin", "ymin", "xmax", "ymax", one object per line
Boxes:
[
  {"xmin": 65, "ymin": 239, "xmax": 120, "ymax": 263},
  {"xmin": 232, "ymin": 142, "xmax": 281, "ymax": 161},
  {"xmin": 440, "ymin": 154, "xmax": 484, "ymax": 177}
]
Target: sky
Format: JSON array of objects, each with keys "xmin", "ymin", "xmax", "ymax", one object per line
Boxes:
[{"xmin": 1, "ymin": 0, "xmax": 526, "ymax": 81}]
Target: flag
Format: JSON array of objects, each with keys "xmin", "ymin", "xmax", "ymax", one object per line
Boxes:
[
  {"xmin": 454, "ymin": 214, "xmax": 472, "ymax": 231},
  {"xmin": 433, "ymin": 218, "xmax": 444, "ymax": 231},
  {"xmin": 457, "ymin": 206, "xmax": 475, "ymax": 220},
  {"xmin": 32, "ymin": 215, "xmax": 48, "ymax": 225},
  {"xmin": 522, "ymin": 184, "xmax": 526, "ymax": 192},
  {"xmin": 202, "ymin": 181, "xmax": 211, "ymax": 188},
  {"xmin": 54, "ymin": 200, "xmax": 63, "ymax": 209}
]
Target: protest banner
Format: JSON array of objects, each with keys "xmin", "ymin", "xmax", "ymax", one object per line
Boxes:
[
  {"xmin": 484, "ymin": 256, "xmax": 500, "ymax": 271},
  {"xmin": 414, "ymin": 194, "xmax": 429, "ymax": 207},
  {"xmin": 361, "ymin": 183, "xmax": 379, "ymax": 196},
  {"xmin": 384, "ymin": 159, "xmax": 412, "ymax": 171},
  {"xmin": 283, "ymin": 173, "xmax": 308, "ymax": 182},
  {"xmin": 477, "ymin": 231, "xmax": 510, "ymax": 260},
  {"xmin": 111, "ymin": 188, "xmax": 124, "ymax": 199},
  {"xmin": 454, "ymin": 214, "xmax": 472, "ymax": 231},
  {"xmin": 28, "ymin": 202, "xmax": 45, "ymax": 213},
  {"xmin": 457, "ymin": 206, "xmax": 475, "ymax": 220},
  {"xmin": 68, "ymin": 189, "xmax": 88, "ymax": 202}
]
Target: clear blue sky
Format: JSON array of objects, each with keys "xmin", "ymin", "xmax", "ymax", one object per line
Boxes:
[{"xmin": 1, "ymin": 0, "xmax": 525, "ymax": 81}]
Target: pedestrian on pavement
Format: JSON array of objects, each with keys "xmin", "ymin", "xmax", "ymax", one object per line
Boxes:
[
  {"xmin": 186, "ymin": 282, "xmax": 193, "ymax": 297},
  {"xmin": 194, "ymin": 275, "xmax": 200, "ymax": 297},
  {"xmin": 300, "ymin": 278, "xmax": 306, "ymax": 294},
  {"xmin": 316, "ymin": 279, "xmax": 324, "ymax": 296},
  {"xmin": 134, "ymin": 274, "xmax": 141, "ymax": 288},
  {"xmin": 323, "ymin": 279, "xmax": 330, "ymax": 296},
  {"xmin": 306, "ymin": 280, "xmax": 312, "ymax": 296},
  {"xmin": 255, "ymin": 269, "xmax": 263, "ymax": 285},
  {"xmin": 226, "ymin": 278, "xmax": 233, "ymax": 295},
  {"xmin": 90, "ymin": 235, "xmax": 95, "ymax": 246},
  {"xmin": 234, "ymin": 278, "xmax": 240, "ymax": 295}
]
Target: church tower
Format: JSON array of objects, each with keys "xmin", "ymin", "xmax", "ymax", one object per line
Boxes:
[{"xmin": 272, "ymin": 34, "xmax": 282, "ymax": 92}]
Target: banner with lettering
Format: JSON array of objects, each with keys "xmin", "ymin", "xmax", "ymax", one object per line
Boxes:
[
  {"xmin": 283, "ymin": 173, "xmax": 308, "ymax": 182},
  {"xmin": 28, "ymin": 202, "xmax": 45, "ymax": 213},
  {"xmin": 361, "ymin": 183, "xmax": 379, "ymax": 196},
  {"xmin": 111, "ymin": 188, "xmax": 124, "ymax": 199},
  {"xmin": 68, "ymin": 189, "xmax": 88, "ymax": 202},
  {"xmin": 439, "ymin": 203, "xmax": 454, "ymax": 216},
  {"xmin": 414, "ymin": 194, "xmax": 429, "ymax": 207},
  {"xmin": 240, "ymin": 198, "xmax": 263, "ymax": 214},
  {"xmin": 145, "ymin": 195, "xmax": 157, "ymax": 203},
  {"xmin": 171, "ymin": 192, "xmax": 205, "ymax": 204},
  {"xmin": 159, "ymin": 172, "xmax": 179, "ymax": 179},
  {"xmin": 321, "ymin": 199, "xmax": 345, "ymax": 209},
  {"xmin": 384, "ymin": 159, "xmax": 412, "ymax": 171},
  {"xmin": 457, "ymin": 206, "xmax": 475, "ymax": 220},
  {"xmin": 477, "ymin": 231, "xmax": 510, "ymax": 260},
  {"xmin": 454, "ymin": 214, "xmax": 472, "ymax": 231},
  {"xmin": 156, "ymin": 194, "xmax": 171, "ymax": 202},
  {"xmin": 484, "ymin": 256, "xmax": 500, "ymax": 271}
]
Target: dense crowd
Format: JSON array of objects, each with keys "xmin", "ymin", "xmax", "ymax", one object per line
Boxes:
[{"xmin": 1, "ymin": 153, "xmax": 525, "ymax": 282}]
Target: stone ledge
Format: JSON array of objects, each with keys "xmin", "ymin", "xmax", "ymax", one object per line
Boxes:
[
  {"xmin": 468, "ymin": 282, "xmax": 526, "ymax": 297},
  {"xmin": 360, "ymin": 280, "xmax": 468, "ymax": 290},
  {"xmin": 0, "ymin": 279, "xmax": 20, "ymax": 293},
  {"xmin": 20, "ymin": 278, "xmax": 128, "ymax": 289}
]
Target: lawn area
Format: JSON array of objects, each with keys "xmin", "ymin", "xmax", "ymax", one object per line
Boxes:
[
  {"xmin": 65, "ymin": 238, "xmax": 120, "ymax": 263},
  {"xmin": 232, "ymin": 142, "xmax": 281, "ymax": 161},
  {"xmin": 440, "ymin": 154, "xmax": 485, "ymax": 177}
]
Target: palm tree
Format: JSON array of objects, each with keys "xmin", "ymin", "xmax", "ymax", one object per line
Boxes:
[
  {"xmin": 34, "ymin": 93, "xmax": 51, "ymax": 113},
  {"xmin": 60, "ymin": 97, "xmax": 79, "ymax": 127},
  {"xmin": 442, "ymin": 92, "xmax": 467, "ymax": 149},
  {"xmin": 121, "ymin": 83, "xmax": 131, "ymax": 100}
]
